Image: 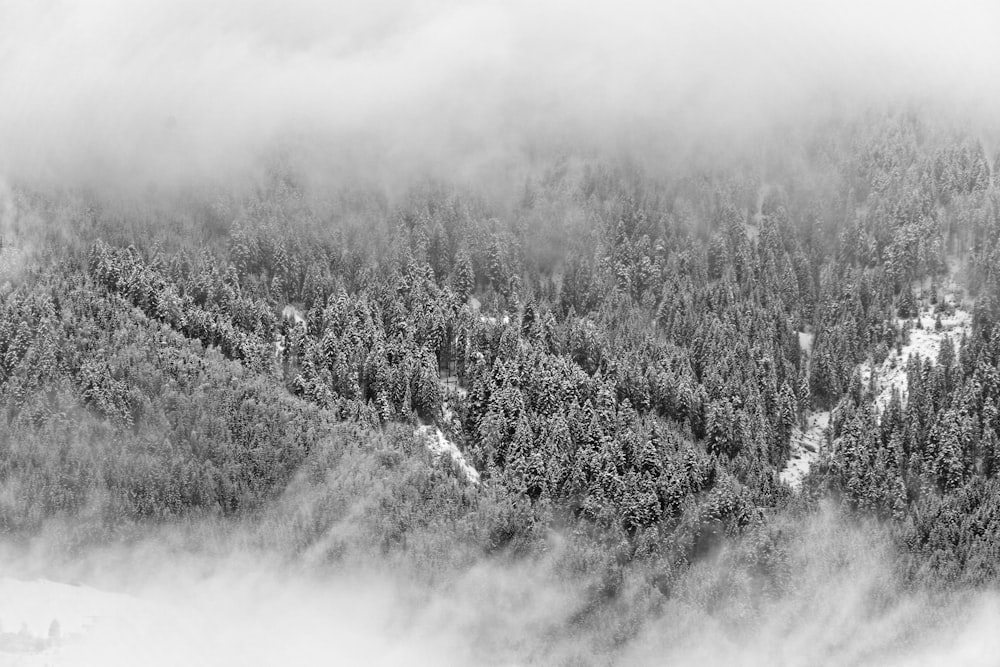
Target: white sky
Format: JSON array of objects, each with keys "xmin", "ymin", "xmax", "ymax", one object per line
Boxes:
[{"xmin": 1, "ymin": 0, "xmax": 998, "ymax": 191}]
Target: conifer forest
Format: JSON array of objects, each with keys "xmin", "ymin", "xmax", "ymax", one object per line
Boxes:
[{"xmin": 3, "ymin": 1, "xmax": 1000, "ymax": 665}]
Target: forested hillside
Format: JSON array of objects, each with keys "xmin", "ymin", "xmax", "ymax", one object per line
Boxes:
[{"xmin": 4, "ymin": 112, "xmax": 1000, "ymax": 661}]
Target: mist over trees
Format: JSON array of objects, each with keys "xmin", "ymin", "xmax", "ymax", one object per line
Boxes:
[
  {"xmin": 3, "ymin": 108, "xmax": 1000, "ymax": 661},
  {"xmin": 4, "ymin": 0, "xmax": 1000, "ymax": 663}
]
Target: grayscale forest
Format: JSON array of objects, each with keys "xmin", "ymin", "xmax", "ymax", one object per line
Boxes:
[{"xmin": 3, "ymin": 1, "xmax": 1000, "ymax": 665}]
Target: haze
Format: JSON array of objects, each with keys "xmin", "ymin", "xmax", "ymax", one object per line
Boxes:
[
  {"xmin": 2, "ymin": 0, "xmax": 999, "ymax": 193},
  {"xmin": 4, "ymin": 3, "xmax": 1000, "ymax": 665},
  {"xmin": 4, "ymin": 511, "xmax": 1000, "ymax": 666}
]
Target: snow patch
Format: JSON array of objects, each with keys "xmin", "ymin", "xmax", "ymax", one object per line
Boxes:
[
  {"xmin": 782, "ymin": 324, "xmax": 825, "ymax": 490},
  {"xmin": 797, "ymin": 331, "xmax": 815, "ymax": 358},
  {"xmin": 478, "ymin": 314, "xmax": 510, "ymax": 326},
  {"xmin": 780, "ymin": 411, "xmax": 829, "ymax": 490},
  {"xmin": 783, "ymin": 261, "xmax": 973, "ymax": 491},
  {"xmin": 415, "ymin": 424, "xmax": 480, "ymax": 484},
  {"xmin": 419, "ymin": 377, "xmax": 478, "ymax": 483},
  {"xmin": 859, "ymin": 306, "xmax": 971, "ymax": 417}
]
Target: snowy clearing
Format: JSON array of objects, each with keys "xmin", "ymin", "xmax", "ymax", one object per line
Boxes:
[
  {"xmin": 859, "ymin": 305, "xmax": 972, "ymax": 416},
  {"xmin": 780, "ymin": 411, "xmax": 830, "ymax": 491},
  {"xmin": 417, "ymin": 377, "xmax": 479, "ymax": 484},
  {"xmin": 478, "ymin": 314, "xmax": 510, "ymax": 326},
  {"xmin": 782, "ymin": 259, "xmax": 973, "ymax": 491},
  {"xmin": 415, "ymin": 423, "xmax": 480, "ymax": 484},
  {"xmin": 861, "ymin": 254, "xmax": 972, "ymax": 419},
  {"xmin": 781, "ymin": 325, "xmax": 825, "ymax": 490},
  {"xmin": 797, "ymin": 331, "xmax": 815, "ymax": 358}
]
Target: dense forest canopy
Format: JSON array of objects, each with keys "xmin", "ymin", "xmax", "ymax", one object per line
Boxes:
[
  {"xmin": 4, "ymin": 0, "xmax": 1000, "ymax": 664},
  {"xmin": 4, "ymin": 111, "xmax": 1000, "ymax": 662}
]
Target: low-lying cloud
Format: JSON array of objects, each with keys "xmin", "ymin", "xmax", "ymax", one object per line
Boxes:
[
  {"xmin": 3, "ymin": 507, "xmax": 1000, "ymax": 666},
  {"xmin": 2, "ymin": 0, "xmax": 999, "ymax": 194}
]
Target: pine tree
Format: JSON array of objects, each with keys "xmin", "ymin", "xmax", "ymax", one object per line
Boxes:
[{"xmin": 454, "ymin": 248, "xmax": 475, "ymax": 303}]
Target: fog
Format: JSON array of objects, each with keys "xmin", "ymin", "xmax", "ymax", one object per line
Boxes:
[
  {"xmin": 3, "ymin": 508, "xmax": 1000, "ymax": 666},
  {"xmin": 4, "ymin": 3, "xmax": 1000, "ymax": 665},
  {"xmin": 2, "ymin": 0, "xmax": 999, "ymax": 194}
]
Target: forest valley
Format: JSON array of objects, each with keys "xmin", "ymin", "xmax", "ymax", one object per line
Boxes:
[{"xmin": 4, "ymin": 112, "xmax": 1000, "ymax": 664}]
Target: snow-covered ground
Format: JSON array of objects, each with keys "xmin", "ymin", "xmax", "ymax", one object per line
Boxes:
[
  {"xmin": 861, "ymin": 255, "xmax": 971, "ymax": 417},
  {"xmin": 781, "ymin": 328, "xmax": 825, "ymax": 490},
  {"xmin": 414, "ymin": 375, "xmax": 480, "ymax": 484},
  {"xmin": 797, "ymin": 331, "xmax": 815, "ymax": 359},
  {"xmin": 415, "ymin": 424, "xmax": 480, "ymax": 484},
  {"xmin": 780, "ymin": 411, "xmax": 829, "ymax": 490},
  {"xmin": 478, "ymin": 314, "xmax": 510, "ymax": 326},
  {"xmin": 858, "ymin": 305, "xmax": 971, "ymax": 416},
  {"xmin": 782, "ymin": 260, "xmax": 973, "ymax": 491}
]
